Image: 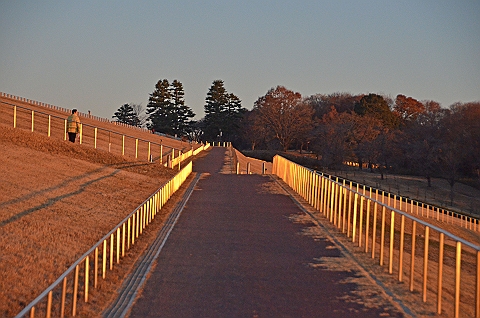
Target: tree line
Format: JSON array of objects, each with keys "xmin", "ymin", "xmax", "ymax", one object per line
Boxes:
[
  {"xmin": 113, "ymin": 79, "xmax": 245, "ymax": 142},
  {"xmin": 112, "ymin": 80, "xmax": 479, "ymax": 193}
]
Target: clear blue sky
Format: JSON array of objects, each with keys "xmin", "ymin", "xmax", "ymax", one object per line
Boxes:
[{"xmin": 1, "ymin": 1, "xmax": 479, "ymax": 119}]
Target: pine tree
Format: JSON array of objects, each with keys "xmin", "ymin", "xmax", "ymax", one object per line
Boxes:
[
  {"xmin": 223, "ymin": 93, "xmax": 245, "ymax": 140},
  {"xmin": 147, "ymin": 79, "xmax": 195, "ymax": 137},
  {"xmin": 354, "ymin": 93, "xmax": 399, "ymax": 128},
  {"xmin": 113, "ymin": 103, "xmax": 140, "ymax": 126},
  {"xmin": 170, "ymin": 80, "xmax": 195, "ymax": 136},
  {"xmin": 203, "ymin": 80, "xmax": 244, "ymax": 141},
  {"xmin": 147, "ymin": 79, "xmax": 173, "ymax": 134}
]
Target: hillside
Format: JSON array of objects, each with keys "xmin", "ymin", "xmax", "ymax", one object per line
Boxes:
[
  {"xmin": 0, "ymin": 123, "xmax": 188, "ymax": 316},
  {"xmin": 0, "ymin": 94, "xmax": 199, "ymax": 160}
]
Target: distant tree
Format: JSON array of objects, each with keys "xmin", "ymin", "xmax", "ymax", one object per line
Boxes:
[
  {"xmin": 147, "ymin": 79, "xmax": 172, "ymax": 133},
  {"xmin": 440, "ymin": 102, "xmax": 480, "ymax": 181},
  {"xmin": 393, "ymin": 94, "xmax": 425, "ymax": 125},
  {"xmin": 147, "ymin": 79, "xmax": 195, "ymax": 136},
  {"xmin": 113, "ymin": 103, "xmax": 141, "ymax": 126},
  {"xmin": 170, "ymin": 79, "xmax": 195, "ymax": 136},
  {"xmin": 131, "ymin": 103, "xmax": 147, "ymax": 127},
  {"xmin": 185, "ymin": 120, "xmax": 204, "ymax": 143},
  {"xmin": 350, "ymin": 114, "xmax": 384, "ymax": 170},
  {"xmin": 203, "ymin": 80, "xmax": 245, "ymax": 142},
  {"xmin": 432, "ymin": 102, "xmax": 480, "ymax": 204},
  {"xmin": 241, "ymin": 109, "xmax": 271, "ymax": 150},
  {"xmin": 400, "ymin": 119, "xmax": 441, "ymax": 187},
  {"xmin": 311, "ymin": 107, "xmax": 356, "ymax": 168},
  {"xmin": 223, "ymin": 93, "xmax": 247, "ymax": 141},
  {"xmin": 305, "ymin": 92, "xmax": 361, "ymax": 119},
  {"xmin": 354, "ymin": 93, "xmax": 399, "ymax": 128},
  {"xmin": 417, "ymin": 100, "xmax": 444, "ymax": 126},
  {"xmin": 253, "ymin": 86, "xmax": 314, "ymax": 152}
]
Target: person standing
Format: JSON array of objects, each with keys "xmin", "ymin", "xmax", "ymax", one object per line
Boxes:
[{"xmin": 67, "ymin": 109, "xmax": 81, "ymax": 143}]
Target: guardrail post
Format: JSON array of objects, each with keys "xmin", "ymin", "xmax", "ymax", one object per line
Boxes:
[
  {"xmin": 246, "ymin": 162, "xmax": 251, "ymax": 174},
  {"xmin": 359, "ymin": 195, "xmax": 364, "ymax": 247},
  {"xmin": 94, "ymin": 248, "xmax": 98, "ymax": 289},
  {"xmin": 94, "ymin": 127, "xmax": 97, "ymax": 148},
  {"xmin": 116, "ymin": 228, "xmax": 120, "ymax": 264},
  {"xmin": 135, "ymin": 139, "xmax": 138, "ymax": 158},
  {"xmin": 372, "ymin": 201, "xmax": 378, "ymax": 258},
  {"xmin": 342, "ymin": 182, "xmax": 347, "ymax": 233},
  {"xmin": 61, "ymin": 277, "xmax": 67, "ymax": 317},
  {"xmin": 85, "ymin": 256, "xmax": 90, "ymax": 302},
  {"xmin": 46, "ymin": 290, "xmax": 52, "ymax": 318},
  {"xmin": 399, "ymin": 214, "xmax": 405, "ymax": 281},
  {"xmin": 389, "ymin": 210, "xmax": 395, "ymax": 274},
  {"xmin": 102, "ymin": 240, "xmax": 107, "ymax": 279},
  {"xmin": 79, "ymin": 123, "xmax": 83, "ymax": 144},
  {"xmin": 48, "ymin": 115, "xmax": 51, "ymax": 137},
  {"xmin": 365, "ymin": 198, "xmax": 371, "ymax": 253},
  {"xmin": 110, "ymin": 234, "xmax": 114, "ymax": 270},
  {"xmin": 423, "ymin": 226, "xmax": 430, "ymax": 302},
  {"xmin": 122, "ymin": 223, "xmax": 126, "ymax": 257},
  {"xmin": 476, "ymin": 251, "xmax": 480, "ymax": 318},
  {"xmin": 73, "ymin": 265, "xmax": 79, "ymax": 316},
  {"xmin": 31, "ymin": 110, "xmax": 34, "ymax": 132},
  {"xmin": 352, "ymin": 193, "xmax": 358, "ymax": 243},
  {"xmin": 13, "ymin": 105, "xmax": 17, "ymax": 128},
  {"xmin": 455, "ymin": 242, "xmax": 462, "ymax": 317},
  {"xmin": 380, "ymin": 205, "xmax": 386, "ymax": 266},
  {"xmin": 160, "ymin": 145, "xmax": 163, "ymax": 164},
  {"xmin": 437, "ymin": 233, "xmax": 444, "ymax": 314},
  {"xmin": 410, "ymin": 220, "xmax": 417, "ymax": 291},
  {"xmin": 122, "ymin": 135, "xmax": 125, "ymax": 156}
]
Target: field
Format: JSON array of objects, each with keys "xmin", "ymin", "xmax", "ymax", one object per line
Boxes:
[
  {"xmin": 0, "ymin": 96, "xmax": 202, "ymax": 317},
  {"xmin": 1, "ymin": 96, "xmax": 479, "ymax": 317}
]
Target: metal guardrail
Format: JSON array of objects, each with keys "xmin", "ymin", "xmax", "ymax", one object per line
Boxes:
[
  {"xmin": 317, "ymin": 170, "xmax": 479, "ymax": 233},
  {"xmin": 15, "ymin": 161, "xmax": 193, "ymax": 318},
  {"xmin": 0, "ymin": 100, "xmax": 200, "ymax": 167},
  {"xmin": 1, "ymin": 92, "xmax": 145, "ymax": 128},
  {"xmin": 273, "ymin": 155, "xmax": 480, "ymax": 318}
]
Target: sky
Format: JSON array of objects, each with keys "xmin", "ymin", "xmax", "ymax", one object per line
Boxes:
[{"xmin": 1, "ymin": 1, "xmax": 479, "ymax": 120}]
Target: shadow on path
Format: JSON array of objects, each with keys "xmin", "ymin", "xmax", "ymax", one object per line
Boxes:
[{"xmin": 126, "ymin": 147, "xmax": 406, "ymax": 318}]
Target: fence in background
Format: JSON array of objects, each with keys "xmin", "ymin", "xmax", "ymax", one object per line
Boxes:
[
  {"xmin": 0, "ymin": 99, "xmax": 201, "ymax": 167},
  {"xmin": 317, "ymin": 170, "xmax": 480, "ymax": 233},
  {"xmin": 15, "ymin": 161, "xmax": 193, "ymax": 318},
  {"xmin": 0, "ymin": 92, "xmax": 145, "ymax": 128},
  {"xmin": 273, "ymin": 155, "xmax": 480, "ymax": 318}
]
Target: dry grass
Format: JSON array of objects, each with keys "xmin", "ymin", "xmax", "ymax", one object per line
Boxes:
[
  {"xmin": 0, "ymin": 95, "xmax": 199, "ymax": 161},
  {"xmin": 1, "ymin": 96, "xmax": 478, "ymax": 317},
  {"xmin": 0, "ymin": 123, "xmax": 185, "ymax": 316}
]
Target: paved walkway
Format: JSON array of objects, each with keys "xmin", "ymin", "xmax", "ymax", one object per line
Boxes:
[{"xmin": 127, "ymin": 148, "xmax": 407, "ymax": 318}]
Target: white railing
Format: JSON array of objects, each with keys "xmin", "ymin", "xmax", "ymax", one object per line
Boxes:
[
  {"xmin": 15, "ymin": 162, "xmax": 193, "ymax": 318},
  {"xmin": 273, "ymin": 155, "xmax": 480, "ymax": 318},
  {"xmin": 0, "ymin": 99, "xmax": 202, "ymax": 167}
]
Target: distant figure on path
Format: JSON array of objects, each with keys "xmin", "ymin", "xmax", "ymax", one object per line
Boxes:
[{"xmin": 67, "ymin": 109, "xmax": 81, "ymax": 143}]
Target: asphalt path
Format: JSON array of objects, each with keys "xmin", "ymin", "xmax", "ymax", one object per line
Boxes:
[{"xmin": 127, "ymin": 147, "xmax": 406, "ymax": 318}]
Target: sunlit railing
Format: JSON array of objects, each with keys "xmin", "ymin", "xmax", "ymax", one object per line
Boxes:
[
  {"xmin": 15, "ymin": 161, "xmax": 193, "ymax": 318},
  {"xmin": 0, "ymin": 97, "xmax": 200, "ymax": 167},
  {"xmin": 193, "ymin": 143, "xmax": 210, "ymax": 156},
  {"xmin": 273, "ymin": 155, "xmax": 480, "ymax": 318},
  {"xmin": 0, "ymin": 92, "xmax": 145, "ymax": 127}
]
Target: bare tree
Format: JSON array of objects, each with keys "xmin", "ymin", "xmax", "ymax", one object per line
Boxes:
[
  {"xmin": 131, "ymin": 103, "xmax": 147, "ymax": 127},
  {"xmin": 311, "ymin": 107, "xmax": 356, "ymax": 168},
  {"xmin": 253, "ymin": 86, "xmax": 314, "ymax": 152}
]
